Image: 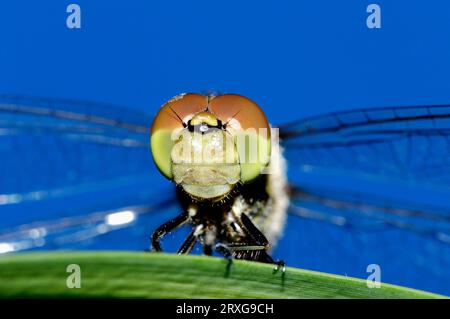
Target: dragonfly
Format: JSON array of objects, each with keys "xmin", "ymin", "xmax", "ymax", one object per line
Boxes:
[{"xmin": 0, "ymin": 94, "xmax": 450, "ymax": 292}]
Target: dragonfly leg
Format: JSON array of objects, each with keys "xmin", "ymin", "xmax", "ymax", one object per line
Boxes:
[
  {"xmin": 214, "ymin": 243, "xmax": 234, "ymax": 277},
  {"xmin": 203, "ymin": 244, "xmax": 213, "ymax": 256},
  {"xmin": 230, "ymin": 213, "xmax": 286, "ymax": 273},
  {"xmin": 214, "ymin": 242, "xmax": 286, "ymax": 274},
  {"xmin": 214, "ymin": 243, "xmax": 234, "ymax": 260},
  {"xmin": 177, "ymin": 228, "xmax": 198, "ymax": 255},
  {"xmin": 215, "ymin": 242, "xmax": 267, "ymax": 260},
  {"xmin": 151, "ymin": 211, "xmax": 190, "ymax": 251}
]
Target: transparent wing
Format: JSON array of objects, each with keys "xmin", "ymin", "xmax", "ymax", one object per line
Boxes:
[
  {"xmin": 279, "ymin": 103, "xmax": 450, "ymax": 245},
  {"xmin": 276, "ymin": 105, "xmax": 450, "ymax": 293},
  {"xmin": 0, "ymin": 95, "xmax": 180, "ymax": 252},
  {"xmin": 0, "ymin": 196, "xmax": 178, "ymax": 253},
  {"xmin": 288, "ymin": 185, "xmax": 450, "ymax": 243},
  {"xmin": 279, "ymin": 104, "xmax": 450, "ymax": 187},
  {"xmin": 278, "ymin": 185, "xmax": 450, "ymax": 293},
  {"xmin": 0, "ymin": 95, "xmax": 152, "ymax": 202}
]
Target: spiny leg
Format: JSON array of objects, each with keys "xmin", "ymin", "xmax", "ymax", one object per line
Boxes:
[
  {"xmin": 214, "ymin": 243, "xmax": 234, "ymax": 277},
  {"xmin": 214, "ymin": 243, "xmax": 234, "ymax": 259},
  {"xmin": 213, "ymin": 213, "xmax": 269, "ymax": 258},
  {"xmin": 203, "ymin": 244, "xmax": 213, "ymax": 256},
  {"xmin": 177, "ymin": 228, "xmax": 199, "ymax": 255},
  {"xmin": 151, "ymin": 211, "xmax": 189, "ymax": 251},
  {"xmin": 240, "ymin": 213, "xmax": 285, "ymax": 272},
  {"xmin": 262, "ymin": 253, "xmax": 286, "ymax": 274},
  {"xmin": 225, "ymin": 213, "xmax": 286, "ymax": 273},
  {"xmin": 214, "ymin": 242, "xmax": 285, "ymax": 274},
  {"xmin": 239, "ymin": 213, "xmax": 270, "ymax": 247},
  {"xmin": 214, "ymin": 242, "xmax": 267, "ymax": 261}
]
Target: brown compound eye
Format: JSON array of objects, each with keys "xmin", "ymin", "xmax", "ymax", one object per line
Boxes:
[
  {"xmin": 151, "ymin": 93, "xmax": 208, "ymax": 132},
  {"xmin": 209, "ymin": 94, "xmax": 270, "ymax": 133},
  {"xmin": 210, "ymin": 94, "xmax": 271, "ymax": 183},
  {"xmin": 150, "ymin": 93, "xmax": 208, "ymax": 179}
]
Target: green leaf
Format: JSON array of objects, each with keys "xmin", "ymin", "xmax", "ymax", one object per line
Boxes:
[{"xmin": 0, "ymin": 251, "xmax": 444, "ymax": 298}]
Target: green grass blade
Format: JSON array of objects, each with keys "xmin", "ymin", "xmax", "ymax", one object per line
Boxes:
[{"xmin": 0, "ymin": 251, "xmax": 444, "ymax": 298}]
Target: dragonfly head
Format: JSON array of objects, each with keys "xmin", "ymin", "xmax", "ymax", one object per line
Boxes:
[{"xmin": 150, "ymin": 93, "xmax": 271, "ymax": 201}]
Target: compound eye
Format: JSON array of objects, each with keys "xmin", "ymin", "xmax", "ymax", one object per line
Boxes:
[
  {"xmin": 150, "ymin": 93, "xmax": 208, "ymax": 179},
  {"xmin": 209, "ymin": 94, "xmax": 270, "ymax": 132},
  {"xmin": 210, "ymin": 94, "xmax": 271, "ymax": 183}
]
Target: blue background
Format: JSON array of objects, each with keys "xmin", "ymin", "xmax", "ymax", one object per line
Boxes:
[
  {"xmin": 1, "ymin": 0, "xmax": 450, "ymax": 296},
  {"xmin": 3, "ymin": 1, "xmax": 450, "ymax": 123}
]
